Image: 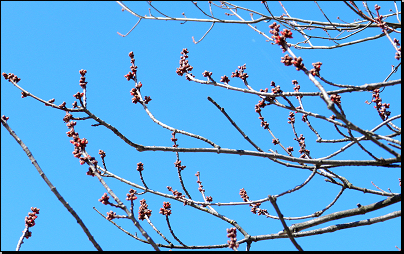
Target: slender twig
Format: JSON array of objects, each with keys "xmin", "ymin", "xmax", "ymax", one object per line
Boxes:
[
  {"xmin": 166, "ymin": 215, "xmax": 187, "ymax": 247},
  {"xmin": 268, "ymin": 195, "xmax": 303, "ymax": 251},
  {"xmin": 192, "ymin": 22, "xmax": 215, "ymax": 44},
  {"xmin": 207, "ymin": 96, "xmax": 263, "ymax": 152},
  {"xmin": 16, "ymin": 225, "xmax": 29, "ymax": 251},
  {"xmin": 117, "ymin": 18, "xmax": 141, "ymax": 37},
  {"xmin": 135, "ymin": 88, "xmax": 220, "ymax": 148}
]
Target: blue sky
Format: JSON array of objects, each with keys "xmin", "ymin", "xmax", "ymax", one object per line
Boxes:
[{"xmin": 1, "ymin": 1, "xmax": 401, "ymax": 251}]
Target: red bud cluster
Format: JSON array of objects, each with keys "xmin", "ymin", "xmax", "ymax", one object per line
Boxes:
[
  {"xmin": 98, "ymin": 149, "xmax": 106, "ymax": 159},
  {"xmin": 2, "ymin": 115, "xmax": 10, "ymax": 122},
  {"xmin": 295, "ymin": 134, "xmax": 310, "ymax": 158},
  {"xmin": 126, "ymin": 189, "xmax": 138, "ymax": 201},
  {"xmin": 99, "ymin": 193, "xmax": 111, "ymax": 205},
  {"xmin": 281, "ymin": 54, "xmax": 293, "ymax": 66},
  {"xmin": 292, "ymin": 56, "xmax": 304, "ymax": 71},
  {"xmin": 2, "ymin": 72, "xmax": 21, "ymax": 83},
  {"xmin": 174, "ymin": 160, "xmax": 186, "ymax": 171},
  {"xmin": 231, "ymin": 64, "xmax": 248, "ymax": 80},
  {"xmin": 226, "ymin": 228, "xmax": 239, "ymax": 250},
  {"xmin": 171, "ymin": 131, "xmax": 178, "ymax": 147},
  {"xmin": 393, "ymin": 38, "xmax": 401, "ymax": 60},
  {"xmin": 371, "ymin": 89, "xmax": 391, "ymax": 120},
  {"xmin": 270, "ymin": 80, "xmax": 282, "ymax": 94},
  {"xmin": 288, "ymin": 111, "xmax": 295, "ymax": 124},
  {"xmin": 220, "ymin": 75, "xmax": 230, "ymax": 83},
  {"xmin": 25, "ymin": 207, "xmax": 40, "ymax": 228},
  {"xmin": 23, "ymin": 207, "xmax": 40, "ymax": 239},
  {"xmin": 195, "ymin": 171, "xmax": 206, "ymax": 194},
  {"xmin": 330, "ymin": 94, "xmax": 341, "ymax": 104},
  {"xmin": 159, "ymin": 201, "xmax": 172, "ymax": 216},
  {"xmin": 239, "ymin": 188, "xmax": 249, "ymax": 202},
  {"xmin": 124, "ymin": 51, "xmax": 137, "ymax": 81},
  {"xmin": 138, "ymin": 199, "xmax": 152, "ymax": 221},
  {"xmin": 310, "ymin": 62, "xmax": 322, "ymax": 76},
  {"xmin": 269, "ymin": 22, "xmax": 292, "ymax": 52},
  {"xmin": 167, "ymin": 186, "xmax": 185, "ymax": 200},
  {"xmin": 79, "ymin": 69, "xmax": 88, "ymax": 88},
  {"xmin": 176, "ymin": 48, "xmax": 194, "ymax": 78},
  {"xmin": 130, "ymin": 86, "xmax": 152, "ymax": 104},
  {"xmin": 202, "ymin": 70, "xmax": 213, "ymax": 78},
  {"xmin": 136, "ymin": 162, "xmax": 144, "ymax": 172},
  {"xmin": 64, "ymin": 109, "xmax": 99, "ymax": 176},
  {"xmin": 73, "ymin": 92, "xmax": 84, "ymax": 99},
  {"xmin": 106, "ymin": 210, "xmax": 117, "ymax": 221}
]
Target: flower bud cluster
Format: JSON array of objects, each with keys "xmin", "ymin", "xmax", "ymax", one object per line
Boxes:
[
  {"xmin": 288, "ymin": 111, "xmax": 295, "ymax": 124},
  {"xmin": 281, "ymin": 54, "xmax": 293, "ymax": 66},
  {"xmin": 2, "ymin": 115, "xmax": 9, "ymax": 122},
  {"xmin": 330, "ymin": 94, "xmax": 341, "ymax": 104},
  {"xmin": 269, "ymin": 22, "xmax": 292, "ymax": 52},
  {"xmin": 226, "ymin": 227, "xmax": 239, "ymax": 250},
  {"xmin": 64, "ymin": 109, "xmax": 99, "ymax": 176},
  {"xmin": 310, "ymin": 62, "xmax": 322, "ymax": 76},
  {"xmin": 176, "ymin": 48, "xmax": 194, "ymax": 80},
  {"xmin": 295, "ymin": 134, "xmax": 310, "ymax": 158},
  {"xmin": 73, "ymin": 91, "xmax": 84, "ymax": 100},
  {"xmin": 138, "ymin": 199, "xmax": 152, "ymax": 221},
  {"xmin": 136, "ymin": 162, "xmax": 144, "ymax": 172},
  {"xmin": 231, "ymin": 64, "xmax": 248, "ymax": 80},
  {"xmin": 374, "ymin": 5, "xmax": 388, "ymax": 31},
  {"xmin": 393, "ymin": 38, "xmax": 401, "ymax": 60},
  {"xmin": 3, "ymin": 73, "xmax": 25, "ymax": 97},
  {"xmin": 292, "ymin": 56, "xmax": 304, "ymax": 71},
  {"xmin": 240, "ymin": 188, "xmax": 269, "ymax": 216},
  {"xmin": 130, "ymin": 83, "xmax": 152, "ymax": 104},
  {"xmin": 254, "ymin": 83, "xmax": 274, "ymax": 131},
  {"xmin": 79, "ymin": 69, "xmax": 88, "ymax": 89},
  {"xmin": 239, "ymin": 188, "xmax": 249, "ymax": 202},
  {"xmin": 159, "ymin": 201, "xmax": 172, "ymax": 216},
  {"xmin": 195, "ymin": 171, "xmax": 205, "ymax": 193},
  {"xmin": 195, "ymin": 172, "xmax": 213, "ymax": 204},
  {"xmin": 99, "ymin": 193, "xmax": 111, "ymax": 205},
  {"xmin": 281, "ymin": 55, "xmax": 305, "ymax": 71},
  {"xmin": 270, "ymin": 80, "xmax": 282, "ymax": 94},
  {"xmin": 371, "ymin": 89, "xmax": 391, "ymax": 120},
  {"xmin": 98, "ymin": 149, "xmax": 106, "ymax": 159},
  {"xmin": 23, "ymin": 207, "xmax": 40, "ymax": 239},
  {"xmin": 202, "ymin": 70, "xmax": 213, "ymax": 78},
  {"xmin": 25, "ymin": 207, "xmax": 40, "ymax": 228},
  {"xmin": 2, "ymin": 72, "xmax": 21, "ymax": 84},
  {"xmin": 220, "ymin": 75, "xmax": 230, "ymax": 83},
  {"xmin": 250, "ymin": 202, "xmax": 268, "ymax": 216},
  {"xmin": 167, "ymin": 186, "xmax": 185, "ymax": 200},
  {"xmin": 171, "ymin": 131, "xmax": 179, "ymax": 147},
  {"xmin": 124, "ymin": 51, "xmax": 138, "ymax": 81},
  {"xmin": 126, "ymin": 189, "xmax": 138, "ymax": 201},
  {"xmin": 106, "ymin": 210, "xmax": 117, "ymax": 221},
  {"xmin": 174, "ymin": 160, "xmax": 186, "ymax": 171},
  {"xmin": 124, "ymin": 52, "xmax": 152, "ymax": 104}
]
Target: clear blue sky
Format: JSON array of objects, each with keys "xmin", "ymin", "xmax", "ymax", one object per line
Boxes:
[{"xmin": 1, "ymin": 1, "xmax": 401, "ymax": 251}]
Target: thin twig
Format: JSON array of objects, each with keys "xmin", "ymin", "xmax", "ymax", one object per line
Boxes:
[
  {"xmin": 268, "ymin": 195, "xmax": 303, "ymax": 251},
  {"xmin": 207, "ymin": 96, "xmax": 263, "ymax": 152}
]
